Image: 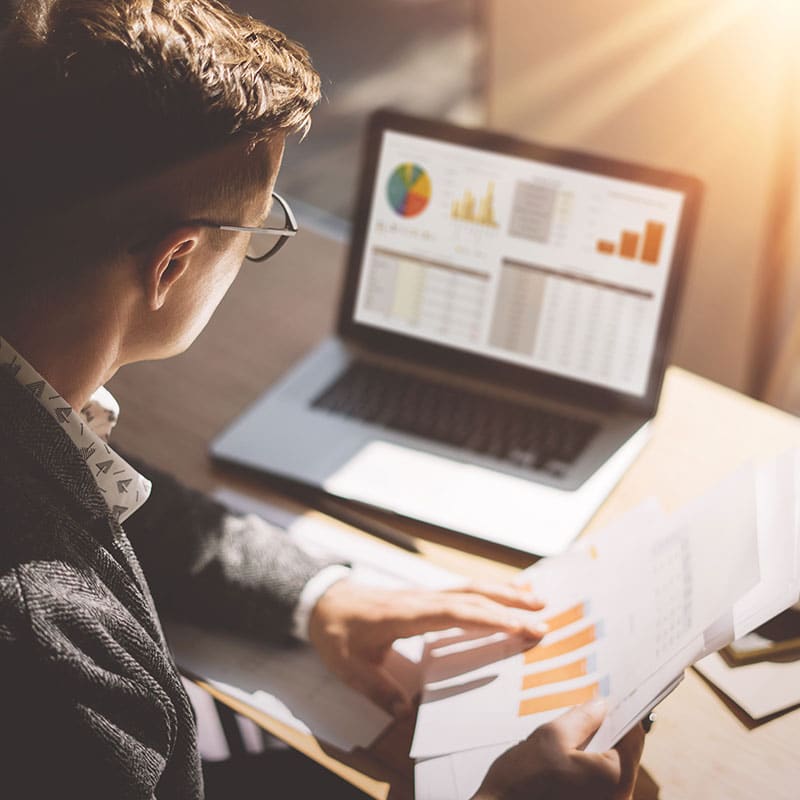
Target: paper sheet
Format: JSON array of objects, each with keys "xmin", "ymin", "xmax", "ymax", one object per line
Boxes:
[
  {"xmin": 412, "ymin": 465, "xmax": 762, "ymax": 759},
  {"xmin": 695, "ymin": 651, "xmax": 800, "ymax": 720},
  {"xmin": 588, "ymin": 463, "xmax": 764, "ymax": 750},
  {"xmin": 415, "ymin": 743, "xmax": 512, "ymax": 800},
  {"xmin": 689, "ymin": 451, "xmax": 800, "ymax": 721},
  {"xmin": 165, "ymin": 488, "xmax": 462, "ymax": 751},
  {"xmin": 730, "ymin": 452, "xmax": 800, "ymax": 638},
  {"xmin": 165, "ymin": 620, "xmax": 394, "ymax": 750}
]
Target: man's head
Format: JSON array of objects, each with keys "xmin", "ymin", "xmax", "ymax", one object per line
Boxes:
[{"xmin": 0, "ymin": 0, "xmax": 320, "ymax": 364}]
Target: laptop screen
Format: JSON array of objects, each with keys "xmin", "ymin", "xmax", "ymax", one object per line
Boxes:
[{"xmin": 352, "ymin": 129, "xmax": 687, "ymax": 398}]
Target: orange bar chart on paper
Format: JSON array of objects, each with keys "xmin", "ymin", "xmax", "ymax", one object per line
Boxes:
[
  {"xmin": 521, "ymin": 654, "xmax": 596, "ymax": 691},
  {"xmin": 518, "ymin": 679, "xmax": 609, "ymax": 717},
  {"xmin": 543, "ymin": 601, "xmax": 589, "ymax": 634},
  {"xmin": 524, "ymin": 622, "xmax": 602, "ymax": 664}
]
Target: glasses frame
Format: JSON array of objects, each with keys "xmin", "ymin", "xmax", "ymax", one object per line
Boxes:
[
  {"xmin": 129, "ymin": 192, "xmax": 298, "ymax": 264},
  {"xmin": 204, "ymin": 191, "xmax": 298, "ymax": 263}
]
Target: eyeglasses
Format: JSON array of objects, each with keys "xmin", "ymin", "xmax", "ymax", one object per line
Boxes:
[
  {"xmin": 214, "ymin": 191, "xmax": 298, "ymax": 263},
  {"xmin": 131, "ymin": 192, "xmax": 298, "ymax": 263}
]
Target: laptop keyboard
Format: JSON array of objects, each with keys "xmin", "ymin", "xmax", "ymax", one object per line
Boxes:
[{"xmin": 312, "ymin": 362, "xmax": 599, "ymax": 475}]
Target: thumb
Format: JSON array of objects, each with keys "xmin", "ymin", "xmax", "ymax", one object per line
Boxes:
[
  {"xmin": 350, "ymin": 661, "xmax": 412, "ymax": 718},
  {"xmin": 547, "ymin": 698, "xmax": 607, "ymax": 749}
]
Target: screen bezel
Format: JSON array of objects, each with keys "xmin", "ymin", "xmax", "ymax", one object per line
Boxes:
[{"xmin": 337, "ymin": 109, "xmax": 703, "ymax": 416}]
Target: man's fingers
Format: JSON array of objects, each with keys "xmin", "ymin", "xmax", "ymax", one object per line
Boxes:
[
  {"xmin": 545, "ymin": 698, "xmax": 608, "ymax": 748},
  {"xmin": 581, "ymin": 724, "xmax": 644, "ymax": 800},
  {"xmin": 573, "ymin": 749, "xmax": 623, "ymax": 791},
  {"xmin": 385, "ymin": 596, "xmax": 549, "ymax": 641},
  {"xmin": 611, "ymin": 723, "xmax": 645, "ymax": 799},
  {"xmin": 349, "ymin": 662, "xmax": 412, "ymax": 718},
  {"xmin": 448, "ymin": 581, "xmax": 545, "ymax": 611}
]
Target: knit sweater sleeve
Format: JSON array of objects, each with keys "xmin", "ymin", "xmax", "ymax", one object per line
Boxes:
[{"xmin": 118, "ymin": 453, "xmax": 343, "ymax": 642}]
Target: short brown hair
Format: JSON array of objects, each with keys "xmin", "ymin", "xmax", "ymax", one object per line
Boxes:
[{"xmin": 0, "ymin": 0, "xmax": 321, "ymax": 222}]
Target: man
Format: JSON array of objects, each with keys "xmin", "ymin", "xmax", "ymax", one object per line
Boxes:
[{"xmin": 0, "ymin": 1, "xmax": 644, "ymax": 797}]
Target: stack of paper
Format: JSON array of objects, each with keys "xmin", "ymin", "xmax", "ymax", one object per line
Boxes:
[
  {"xmin": 694, "ymin": 651, "xmax": 800, "ymax": 720},
  {"xmin": 413, "ymin": 452, "xmax": 800, "ymax": 800}
]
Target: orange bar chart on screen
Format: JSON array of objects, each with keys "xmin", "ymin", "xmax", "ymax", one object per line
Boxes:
[
  {"xmin": 641, "ymin": 221, "xmax": 665, "ymax": 264},
  {"xmin": 596, "ymin": 240, "xmax": 616, "ymax": 254},
  {"xmin": 619, "ymin": 231, "xmax": 640, "ymax": 259}
]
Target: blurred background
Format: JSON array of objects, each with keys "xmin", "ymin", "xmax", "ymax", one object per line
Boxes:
[
  {"xmin": 232, "ymin": 0, "xmax": 800, "ymax": 410},
  {"xmin": 232, "ymin": 1, "xmax": 485, "ymax": 220}
]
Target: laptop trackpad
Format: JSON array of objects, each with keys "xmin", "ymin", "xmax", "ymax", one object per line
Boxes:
[{"xmin": 323, "ymin": 431, "xmax": 649, "ymax": 557}]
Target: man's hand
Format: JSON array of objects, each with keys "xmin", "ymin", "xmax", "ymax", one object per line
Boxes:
[
  {"xmin": 474, "ymin": 700, "xmax": 645, "ymax": 800},
  {"xmin": 308, "ymin": 579, "xmax": 547, "ymax": 716}
]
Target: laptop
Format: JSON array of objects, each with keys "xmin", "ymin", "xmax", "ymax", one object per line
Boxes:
[{"xmin": 212, "ymin": 110, "xmax": 702, "ymax": 556}]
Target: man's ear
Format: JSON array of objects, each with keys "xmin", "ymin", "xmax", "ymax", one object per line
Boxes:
[{"xmin": 144, "ymin": 227, "xmax": 202, "ymax": 311}]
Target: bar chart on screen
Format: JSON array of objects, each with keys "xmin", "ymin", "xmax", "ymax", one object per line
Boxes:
[
  {"xmin": 444, "ymin": 172, "xmax": 505, "ymax": 261},
  {"xmin": 586, "ymin": 185, "xmax": 674, "ymax": 271},
  {"xmin": 450, "ymin": 181, "xmax": 499, "ymax": 227},
  {"xmin": 596, "ymin": 220, "xmax": 666, "ymax": 265}
]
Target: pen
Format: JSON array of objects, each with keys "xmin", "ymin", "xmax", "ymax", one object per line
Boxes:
[
  {"xmin": 316, "ymin": 497, "xmax": 421, "ymax": 553},
  {"xmin": 642, "ymin": 711, "xmax": 656, "ymax": 733}
]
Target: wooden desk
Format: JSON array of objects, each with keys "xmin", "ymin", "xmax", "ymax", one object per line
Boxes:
[{"xmin": 108, "ymin": 228, "xmax": 800, "ymax": 800}]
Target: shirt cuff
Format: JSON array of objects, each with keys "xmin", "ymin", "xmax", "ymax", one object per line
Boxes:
[{"xmin": 291, "ymin": 565, "xmax": 352, "ymax": 642}]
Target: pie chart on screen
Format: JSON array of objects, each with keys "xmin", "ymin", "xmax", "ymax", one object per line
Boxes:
[{"xmin": 387, "ymin": 163, "xmax": 432, "ymax": 217}]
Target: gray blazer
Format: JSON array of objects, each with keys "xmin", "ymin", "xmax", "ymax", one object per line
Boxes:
[{"xmin": 0, "ymin": 367, "xmax": 332, "ymax": 798}]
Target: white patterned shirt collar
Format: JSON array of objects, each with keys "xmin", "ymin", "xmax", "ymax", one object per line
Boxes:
[{"xmin": 0, "ymin": 337, "xmax": 151, "ymax": 523}]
